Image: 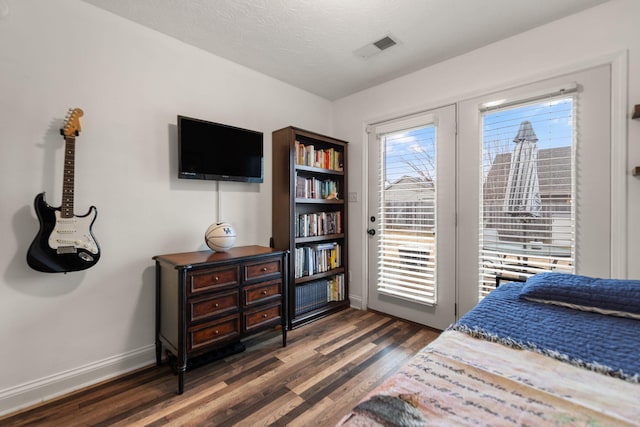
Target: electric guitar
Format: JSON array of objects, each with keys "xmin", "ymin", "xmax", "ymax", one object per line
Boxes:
[{"xmin": 27, "ymin": 108, "xmax": 100, "ymax": 272}]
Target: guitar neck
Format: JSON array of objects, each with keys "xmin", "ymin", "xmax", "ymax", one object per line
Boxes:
[{"xmin": 61, "ymin": 136, "xmax": 75, "ymax": 218}]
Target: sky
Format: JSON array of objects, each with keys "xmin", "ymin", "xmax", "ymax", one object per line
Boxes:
[
  {"xmin": 383, "ymin": 125, "xmax": 436, "ymax": 184},
  {"xmin": 380, "ymin": 96, "xmax": 574, "ymax": 184},
  {"xmin": 482, "ymin": 97, "xmax": 573, "ymax": 179}
]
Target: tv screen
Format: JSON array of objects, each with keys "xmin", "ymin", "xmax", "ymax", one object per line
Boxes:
[{"xmin": 178, "ymin": 115, "xmax": 264, "ymax": 183}]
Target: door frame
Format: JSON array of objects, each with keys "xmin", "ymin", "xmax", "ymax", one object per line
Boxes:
[
  {"xmin": 358, "ymin": 51, "xmax": 627, "ymax": 323},
  {"xmin": 364, "ymin": 105, "xmax": 457, "ymax": 330}
]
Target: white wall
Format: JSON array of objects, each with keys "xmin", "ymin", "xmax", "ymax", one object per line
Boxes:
[
  {"xmin": 2, "ymin": 0, "xmax": 639, "ymax": 417},
  {"xmin": 0, "ymin": 0, "xmax": 332, "ymax": 414},
  {"xmin": 334, "ymin": 0, "xmax": 640, "ymax": 309}
]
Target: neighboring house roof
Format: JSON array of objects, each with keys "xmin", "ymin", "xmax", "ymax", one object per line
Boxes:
[
  {"xmin": 484, "ymin": 146, "xmax": 571, "ymax": 201},
  {"xmin": 384, "ymin": 176, "xmax": 434, "ymax": 202}
]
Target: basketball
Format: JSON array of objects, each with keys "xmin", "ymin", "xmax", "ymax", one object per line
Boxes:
[{"xmin": 205, "ymin": 222, "xmax": 237, "ymax": 252}]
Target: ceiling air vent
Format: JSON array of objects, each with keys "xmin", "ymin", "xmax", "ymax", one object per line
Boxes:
[
  {"xmin": 354, "ymin": 35, "xmax": 399, "ymax": 59},
  {"xmin": 373, "ymin": 36, "xmax": 397, "ymax": 51}
]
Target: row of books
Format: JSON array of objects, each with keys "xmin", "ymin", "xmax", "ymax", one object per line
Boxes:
[
  {"xmin": 327, "ymin": 274, "xmax": 345, "ymax": 302},
  {"xmin": 295, "ymin": 141, "xmax": 343, "ymax": 171},
  {"xmin": 295, "ymin": 175, "xmax": 339, "ymax": 200},
  {"xmin": 295, "ymin": 211, "xmax": 343, "ymax": 238},
  {"xmin": 294, "ymin": 274, "xmax": 346, "ymax": 316},
  {"xmin": 294, "ymin": 242, "xmax": 342, "ymax": 278}
]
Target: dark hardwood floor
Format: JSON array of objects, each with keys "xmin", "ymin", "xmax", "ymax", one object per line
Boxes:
[{"xmin": 1, "ymin": 309, "xmax": 440, "ymax": 426}]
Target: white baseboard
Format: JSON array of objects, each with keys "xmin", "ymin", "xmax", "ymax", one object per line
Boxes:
[
  {"xmin": 349, "ymin": 295, "xmax": 364, "ymax": 310},
  {"xmin": 0, "ymin": 344, "xmax": 156, "ymax": 417}
]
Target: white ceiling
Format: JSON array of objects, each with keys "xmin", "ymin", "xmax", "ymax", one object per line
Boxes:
[{"xmin": 83, "ymin": 0, "xmax": 609, "ymax": 100}]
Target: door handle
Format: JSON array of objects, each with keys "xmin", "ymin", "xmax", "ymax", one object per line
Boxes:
[{"xmin": 367, "ymin": 229, "xmax": 376, "ymax": 236}]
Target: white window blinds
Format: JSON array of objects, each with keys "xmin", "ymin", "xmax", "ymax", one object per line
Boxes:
[
  {"xmin": 479, "ymin": 92, "xmax": 576, "ymax": 297},
  {"xmin": 375, "ymin": 122, "xmax": 437, "ymax": 305}
]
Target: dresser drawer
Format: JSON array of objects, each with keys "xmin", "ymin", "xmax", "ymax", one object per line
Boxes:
[
  {"xmin": 187, "ymin": 265, "xmax": 239, "ymax": 295},
  {"xmin": 244, "ymin": 303, "xmax": 282, "ymax": 333},
  {"xmin": 243, "ymin": 279, "xmax": 282, "ymax": 307},
  {"xmin": 188, "ymin": 314, "xmax": 240, "ymax": 351},
  {"xmin": 244, "ymin": 257, "xmax": 282, "ymax": 281},
  {"xmin": 189, "ymin": 290, "xmax": 239, "ymax": 323}
]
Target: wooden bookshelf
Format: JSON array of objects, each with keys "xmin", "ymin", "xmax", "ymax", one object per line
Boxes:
[{"xmin": 272, "ymin": 126, "xmax": 349, "ymax": 329}]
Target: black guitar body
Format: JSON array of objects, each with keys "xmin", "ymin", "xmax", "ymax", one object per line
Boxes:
[{"xmin": 27, "ymin": 192, "xmax": 100, "ymax": 273}]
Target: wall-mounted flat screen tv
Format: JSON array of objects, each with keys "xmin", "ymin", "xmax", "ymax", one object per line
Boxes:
[{"xmin": 178, "ymin": 115, "xmax": 264, "ymax": 183}]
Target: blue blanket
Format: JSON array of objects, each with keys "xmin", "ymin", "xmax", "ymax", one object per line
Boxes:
[{"xmin": 450, "ymin": 282, "xmax": 640, "ymax": 383}]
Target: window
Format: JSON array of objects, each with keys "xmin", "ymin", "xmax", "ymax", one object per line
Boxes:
[
  {"xmin": 376, "ymin": 124, "xmax": 437, "ymax": 304},
  {"xmin": 479, "ymin": 92, "xmax": 575, "ymax": 297}
]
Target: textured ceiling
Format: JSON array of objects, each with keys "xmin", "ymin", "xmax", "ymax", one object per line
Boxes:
[{"xmin": 83, "ymin": 0, "xmax": 609, "ymax": 100}]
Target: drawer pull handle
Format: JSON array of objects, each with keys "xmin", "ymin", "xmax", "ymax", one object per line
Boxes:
[
  {"xmin": 262, "ymin": 267, "xmax": 268, "ymax": 272},
  {"xmin": 215, "ymin": 330, "xmax": 219, "ymax": 335},
  {"xmin": 262, "ymin": 313, "xmax": 268, "ymax": 318},
  {"xmin": 214, "ymin": 276, "xmax": 219, "ymax": 281},
  {"xmin": 214, "ymin": 303, "xmax": 219, "ymax": 308},
  {"xmin": 262, "ymin": 290, "xmax": 268, "ymax": 295}
]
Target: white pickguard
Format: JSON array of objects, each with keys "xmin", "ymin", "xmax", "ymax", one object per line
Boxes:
[{"xmin": 49, "ymin": 209, "xmax": 99, "ymax": 254}]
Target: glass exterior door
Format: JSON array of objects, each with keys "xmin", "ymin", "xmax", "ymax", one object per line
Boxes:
[{"xmin": 367, "ymin": 105, "xmax": 456, "ymax": 330}]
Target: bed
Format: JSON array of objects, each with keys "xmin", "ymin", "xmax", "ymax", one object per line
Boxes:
[{"xmin": 338, "ymin": 273, "xmax": 640, "ymax": 426}]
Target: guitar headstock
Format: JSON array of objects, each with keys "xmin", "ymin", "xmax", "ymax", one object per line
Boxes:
[{"xmin": 60, "ymin": 108, "xmax": 84, "ymax": 138}]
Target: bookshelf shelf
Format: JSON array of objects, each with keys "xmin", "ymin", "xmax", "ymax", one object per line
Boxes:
[
  {"xmin": 272, "ymin": 126, "xmax": 349, "ymax": 329},
  {"xmin": 296, "ymin": 234, "xmax": 345, "ymax": 244},
  {"xmin": 292, "ymin": 301, "xmax": 348, "ymax": 328},
  {"xmin": 294, "ymin": 198, "xmax": 344, "ymax": 204},
  {"xmin": 295, "ymin": 267, "xmax": 346, "ymax": 284},
  {"xmin": 296, "ymin": 164, "xmax": 345, "ymax": 176}
]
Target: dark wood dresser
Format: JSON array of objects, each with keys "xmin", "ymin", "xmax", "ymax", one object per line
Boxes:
[{"xmin": 153, "ymin": 246, "xmax": 288, "ymax": 394}]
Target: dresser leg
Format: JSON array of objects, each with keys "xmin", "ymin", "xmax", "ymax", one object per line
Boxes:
[
  {"xmin": 155, "ymin": 341, "xmax": 162, "ymax": 367},
  {"xmin": 177, "ymin": 371, "xmax": 184, "ymax": 395},
  {"xmin": 282, "ymin": 328, "xmax": 287, "ymax": 347}
]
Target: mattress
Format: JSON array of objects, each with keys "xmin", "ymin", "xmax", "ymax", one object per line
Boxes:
[{"xmin": 338, "ymin": 277, "xmax": 640, "ymax": 426}]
